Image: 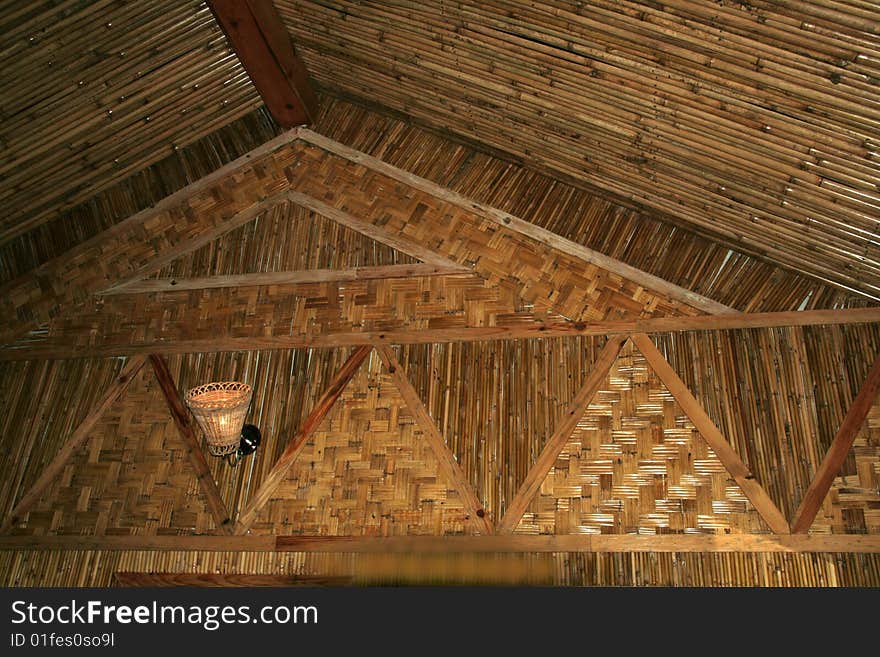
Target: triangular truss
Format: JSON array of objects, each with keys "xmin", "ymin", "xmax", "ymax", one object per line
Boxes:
[{"xmin": 101, "ymin": 191, "xmax": 469, "ymax": 297}]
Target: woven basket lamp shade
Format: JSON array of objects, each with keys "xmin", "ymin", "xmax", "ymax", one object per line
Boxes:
[{"xmin": 185, "ymin": 382, "xmax": 253, "ymax": 457}]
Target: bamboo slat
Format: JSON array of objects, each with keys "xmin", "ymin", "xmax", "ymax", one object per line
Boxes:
[
  {"xmin": 279, "ymin": 0, "xmax": 880, "ymax": 298},
  {"xmin": 0, "ymin": 1, "xmax": 262, "ymax": 244}
]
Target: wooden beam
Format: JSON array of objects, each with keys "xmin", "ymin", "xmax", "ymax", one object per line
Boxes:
[
  {"xmin": 207, "ymin": 0, "xmax": 317, "ymax": 127},
  {"xmin": 287, "ymin": 190, "xmax": 467, "ymax": 269},
  {"xmin": 497, "ymin": 336, "xmax": 627, "ymax": 533},
  {"xmin": 2, "ymin": 533, "xmax": 880, "ymax": 553},
  {"xmin": 298, "ymin": 128, "xmax": 735, "ymax": 315},
  {"xmin": 791, "ymin": 350, "xmax": 880, "ymax": 533},
  {"xmin": 234, "ymin": 345, "xmax": 373, "ymax": 534},
  {"xmin": 102, "ymin": 264, "xmax": 472, "ymax": 295},
  {"xmin": 0, "ymin": 356, "xmax": 146, "ymax": 534},
  {"xmin": 148, "ymin": 355, "xmax": 232, "ymax": 533},
  {"xmin": 374, "ymin": 343, "xmax": 494, "ymax": 535},
  {"xmin": 114, "ymin": 572, "xmax": 352, "ymax": 587},
  {"xmin": 630, "ymin": 333, "xmax": 791, "ymax": 534},
  {"xmin": 6, "ymin": 307, "xmax": 880, "ymax": 362}
]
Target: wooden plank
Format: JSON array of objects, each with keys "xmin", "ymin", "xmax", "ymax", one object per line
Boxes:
[
  {"xmin": 234, "ymin": 345, "xmax": 374, "ymax": 534},
  {"xmin": 274, "ymin": 534, "xmax": 880, "ymax": 553},
  {"xmin": 3, "ymin": 534, "xmax": 880, "ymax": 553},
  {"xmin": 7, "ymin": 306, "xmax": 880, "ymax": 361},
  {"xmin": 630, "ymin": 333, "xmax": 792, "ymax": 534},
  {"xmin": 297, "ymin": 128, "xmax": 735, "ymax": 315},
  {"xmin": 0, "ymin": 356, "xmax": 146, "ymax": 534},
  {"xmin": 114, "ymin": 572, "xmax": 351, "ymax": 587},
  {"xmin": 207, "ymin": 0, "xmax": 316, "ymax": 127},
  {"xmin": 288, "ymin": 190, "xmax": 467, "ymax": 269},
  {"xmin": 102, "ymin": 264, "xmax": 472, "ymax": 295},
  {"xmin": 497, "ymin": 335, "xmax": 627, "ymax": 533},
  {"xmin": 791, "ymin": 350, "xmax": 880, "ymax": 533},
  {"xmin": 0, "ymin": 535, "xmax": 275, "ymax": 551},
  {"xmin": 99, "ymin": 192, "xmax": 292, "ymax": 295},
  {"xmin": 374, "ymin": 343, "xmax": 494, "ymax": 535},
  {"xmin": 149, "ymin": 355, "xmax": 232, "ymax": 533}
]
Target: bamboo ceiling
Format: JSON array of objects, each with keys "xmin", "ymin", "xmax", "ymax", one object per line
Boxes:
[
  {"xmin": 0, "ymin": 0, "xmax": 263, "ymax": 245},
  {"xmin": 278, "ymin": 0, "xmax": 880, "ymax": 299}
]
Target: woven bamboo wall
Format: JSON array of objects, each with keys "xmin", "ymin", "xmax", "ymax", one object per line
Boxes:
[
  {"xmin": 308, "ymin": 97, "xmax": 870, "ymax": 313},
  {"xmin": 9, "ymin": 366, "xmax": 215, "ymax": 537},
  {"xmin": 516, "ymin": 340, "xmax": 767, "ymax": 535},
  {"xmin": 251, "ymin": 352, "xmax": 469, "ymax": 536},
  {"xmin": 2, "ymin": 549, "xmax": 879, "ymax": 587},
  {"xmin": 281, "ymin": 0, "xmax": 880, "ymax": 299},
  {"xmin": 0, "ymin": 1, "xmax": 264, "ymax": 247},
  {"xmin": 0, "ymin": 139, "xmax": 702, "ymax": 355}
]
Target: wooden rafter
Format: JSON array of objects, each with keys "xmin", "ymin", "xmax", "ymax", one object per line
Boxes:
[
  {"xmin": 374, "ymin": 343, "xmax": 494, "ymax": 535},
  {"xmin": 234, "ymin": 345, "xmax": 373, "ymax": 534},
  {"xmin": 791, "ymin": 350, "xmax": 880, "ymax": 533},
  {"xmin": 2, "ymin": 534, "xmax": 880, "ymax": 553},
  {"xmin": 630, "ymin": 333, "xmax": 791, "ymax": 534},
  {"xmin": 298, "ymin": 129, "xmax": 735, "ymax": 315},
  {"xmin": 0, "ymin": 356, "xmax": 146, "ymax": 534},
  {"xmin": 497, "ymin": 335, "xmax": 627, "ymax": 533},
  {"xmin": 148, "ymin": 355, "xmax": 232, "ymax": 533},
  {"xmin": 101, "ymin": 264, "xmax": 472, "ymax": 295},
  {"xmin": 207, "ymin": 0, "xmax": 317, "ymax": 127},
  {"xmin": 7, "ymin": 307, "xmax": 880, "ymax": 362},
  {"xmin": 286, "ymin": 190, "xmax": 467, "ymax": 269}
]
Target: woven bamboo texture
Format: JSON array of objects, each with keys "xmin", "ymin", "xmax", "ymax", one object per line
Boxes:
[
  {"xmin": 280, "ymin": 1, "xmax": 880, "ymax": 298},
  {"xmin": 7, "ymin": 366, "xmax": 214, "ymax": 536},
  {"xmin": 0, "ymin": 1, "xmax": 263, "ymax": 245},
  {"xmin": 2, "ymin": 549, "xmax": 880, "ymax": 587},
  {"xmin": 250, "ymin": 353, "xmax": 469, "ymax": 536},
  {"xmin": 516, "ymin": 340, "xmax": 765, "ymax": 535},
  {"xmin": 0, "ymin": 139, "xmax": 702, "ymax": 352},
  {"xmin": 811, "ymin": 399, "xmax": 880, "ymax": 534},
  {"xmin": 309, "ymin": 97, "xmax": 868, "ymax": 313}
]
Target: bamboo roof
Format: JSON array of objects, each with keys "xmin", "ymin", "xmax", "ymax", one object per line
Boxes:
[
  {"xmin": 279, "ymin": 0, "xmax": 880, "ymax": 300},
  {"xmin": 2, "ymin": 2, "xmax": 880, "ymax": 587}
]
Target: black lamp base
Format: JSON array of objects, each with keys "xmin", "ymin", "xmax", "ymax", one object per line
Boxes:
[{"xmin": 239, "ymin": 424, "xmax": 261, "ymax": 456}]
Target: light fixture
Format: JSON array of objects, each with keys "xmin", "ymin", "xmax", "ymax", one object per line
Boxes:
[{"xmin": 185, "ymin": 381, "xmax": 261, "ymax": 466}]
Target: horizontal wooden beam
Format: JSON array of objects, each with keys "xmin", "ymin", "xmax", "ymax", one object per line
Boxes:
[
  {"xmin": 2, "ymin": 534, "xmax": 879, "ymax": 553},
  {"xmin": 208, "ymin": 0, "xmax": 317, "ymax": 127},
  {"xmin": 114, "ymin": 572, "xmax": 353, "ymax": 587},
  {"xmin": 5, "ymin": 307, "xmax": 880, "ymax": 361},
  {"xmin": 102, "ymin": 264, "xmax": 472, "ymax": 295}
]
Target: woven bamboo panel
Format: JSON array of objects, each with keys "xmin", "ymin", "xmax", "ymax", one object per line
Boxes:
[
  {"xmin": 281, "ymin": 1, "xmax": 880, "ymax": 298},
  {"xmin": 251, "ymin": 353, "xmax": 469, "ymax": 536},
  {"xmin": 9, "ymin": 366, "xmax": 213, "ymax": 536},
  {"xmin": 311, "ymin": 97, "xmax": 865, "ymax": 312},
  {"xmin": 0, "ymin": 138, "xmax": 698, "ymax": 347},
  {"xmin": 811, "ymin": 400, "xmax": 880, "ymax": 534},
  {"xmin": 517, "ymin": 340, "xmax": 766, "ymax": 535},
  {"xmin": 151, "ymin": 202, "xmax": 417, "ymax": 279},
  {"xmin": 0, "ymin": 359, "xmax": 124, "ymax": 522},
  {"xmin": 0, "ymin": 1, "xmax": 262, "ymax": 245},
  {"xmin": 658, "ymin": 323, "xmax": 880, "ymax": 522},
  {"xmin": 286, "ymin": 142, "xmax": 701, "ymax": 323},
  {"xmin": 3, "ymin": 549, "xmax": 880, "ymax": 587}
]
